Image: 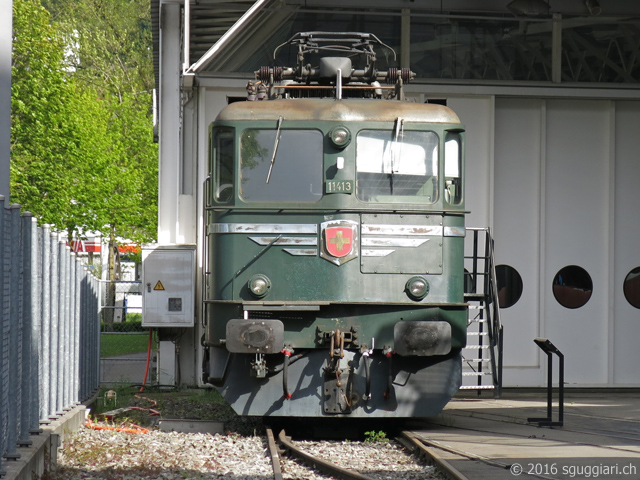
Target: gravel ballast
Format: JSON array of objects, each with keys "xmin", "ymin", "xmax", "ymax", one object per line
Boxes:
[{"xmin": 47, "ymin": 422, "xmax": 446, "ymax": 480}]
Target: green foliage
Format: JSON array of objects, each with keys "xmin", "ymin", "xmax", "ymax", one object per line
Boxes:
[
  {"xmin": 10, "ymin": 0, "xmax": 77, "ymax": 232},
  {"xmin": 364, "ymin": 430, "xmax": 389, "ymax": 443},
  {"xmin": 45, "ymin": 0, "xmax": 154, "ymax": 100},
  {"xmin": 10, "ymin": 0, "xmax": 157, "ymax": 244}
]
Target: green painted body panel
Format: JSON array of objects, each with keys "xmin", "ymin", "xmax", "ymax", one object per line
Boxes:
[{"xmin": 205, "ymin": 98, "xmax": 467, "ymax": 354}]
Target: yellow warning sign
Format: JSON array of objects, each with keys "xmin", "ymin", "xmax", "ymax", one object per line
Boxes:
[{"xmin": 153, "ymin": 280, "xmax": 165, "ymax": 291}]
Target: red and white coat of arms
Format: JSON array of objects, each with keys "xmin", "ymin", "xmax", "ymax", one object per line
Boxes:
[{"xmin": 320, "ymin": 220, "xmax": 359, "ymax": 265}]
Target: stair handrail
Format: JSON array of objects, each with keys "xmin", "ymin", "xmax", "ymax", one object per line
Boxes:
[
  {"xmin": 486, "ymin": 228, "xmax": 503, "ymax": 394},
  {"xmin": 463, "ymin": 227, "xmax": 503, "ymax": 396}
]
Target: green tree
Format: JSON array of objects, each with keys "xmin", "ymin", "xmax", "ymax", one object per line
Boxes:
[
  {"xmin": 44, "ymin": 0, "xmax": 154, "ymax": 100},
  {"xmin": 47, "ymin": 0, "xmax": 158, "ymax": 331},
  {"xmin": 12, "ymin": 1, "xmax": 157, "ymax": 239},
  {"xmin": 46, "ymin": 0, "xmax": 158, "ymax": 248},
  {"xmin": 12, "ymin": 0, "xmax": 158, "ymax": 330},
  {"xmin": 11, "ymin": 0, "xmax": 79, "ymax": 235}
]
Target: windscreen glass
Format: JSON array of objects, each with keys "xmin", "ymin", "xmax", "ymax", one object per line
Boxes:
[
  {"xmin": 213, "ymin": 129, "xmax": 234, "ymax": 203},
  {"xmin": 356, "ymin": 129, "xmax": 439, "ymax": 203},
  {"xmin": 240, "ymin": 129, "xmax": 323, "ymax": 202}
]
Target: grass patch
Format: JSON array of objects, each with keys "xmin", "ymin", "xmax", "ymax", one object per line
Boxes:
[
  {"xmin": 100, "ymin": 332, "xmax": 155, "ymax": 358},
  {"xmin": 92, "ymin": 385, "xmax": 235, "ymax": 426}
]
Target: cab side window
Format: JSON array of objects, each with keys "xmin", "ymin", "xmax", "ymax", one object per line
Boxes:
[
  {"xmin": 212, "ymin": 128, "xmax": 234, "ymax": 204},
  {"xmin": 444, "ymin": 132, "xmax": 463, "ymax": 205}
]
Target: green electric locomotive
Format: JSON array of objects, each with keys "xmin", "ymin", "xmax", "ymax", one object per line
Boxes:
[{"xmin": 203, "ymin": 33, "xmax": 467, "ymax": 417}]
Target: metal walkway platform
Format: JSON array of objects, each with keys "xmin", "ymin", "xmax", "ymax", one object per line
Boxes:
[{"xmin": 409, "ymin": 390, "xmax": 640, "ymax": 480}]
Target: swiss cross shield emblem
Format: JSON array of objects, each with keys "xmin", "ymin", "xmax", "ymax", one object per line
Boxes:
[{"xmin": 320, "ymin": 220, "xmax": 358, "ymax": 266}]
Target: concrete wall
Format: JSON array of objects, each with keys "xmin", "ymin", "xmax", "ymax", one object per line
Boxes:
[{"xmin": 4, "ymin": 405, "xmax": 87, "ymax": 480}]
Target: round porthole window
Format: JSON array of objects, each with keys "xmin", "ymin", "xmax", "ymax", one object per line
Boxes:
[
  {"xmin": 495, "ymin": 265, "xmax": 523, "ymax": 308},
  {"xmin": 552, "ymin": 265, "xmax": 593, "ymax": 309},
  {"xmin": 623, "ymin": 267, "xmax": 640, "ymax": 309}
]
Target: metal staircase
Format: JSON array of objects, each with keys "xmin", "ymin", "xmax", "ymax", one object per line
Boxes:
[{"xmin": 461, "ymin": 228, "xmax": 503, "ymax": 397}]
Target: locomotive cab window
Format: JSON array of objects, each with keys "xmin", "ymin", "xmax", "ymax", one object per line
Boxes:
[
  {"xmin": 444, "ymin": 132, "xmax": 463, "ymax": 205},
  {"xmin": 355, "ymin": 129, "xmax": 438, "ymax": 203},
  {"xmin": 212, "ymin": 128, "xmax": 234, "ymax": 204},
  {"xmin": 239, "ymin": 128, "xmax": 323, "ymax": 202}
]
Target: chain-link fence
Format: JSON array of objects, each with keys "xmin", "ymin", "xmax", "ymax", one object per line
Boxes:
[
  {"xmin": 100, "ymin": 280, "xmax": 142, "ymax": 330},
  {"xmin": 98, "ymin": 280, "xmax": 153, "ymax": 386},
  {"xmin": 0, "ymin": 200, "xmax": 101, "ymax": 473}
]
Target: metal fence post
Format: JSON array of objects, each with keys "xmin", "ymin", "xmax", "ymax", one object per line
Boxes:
[
  {"xmin": 30, "ymin": 219, "xmax": 42, "ymax": 435},
  {"xmin": 0, "ymin": 198, "xmax": 6, "ymax": 474},
  {"xmin": 79, "ymin": 269, "xmax": 86, "ymax": 401},
  {"xmin": 18, "ymin": 213, "xmax": 35, "ymax": 446},
  {"xmin": 57, "ymin": 240, "xmax": 66, "ymax": 414},
  {"xmin": 63, "ymin": 251, "xmax": 72, "ymax": 408},
  {"xmin": 49, "ymin": 233, "xmax": 59, "ymax": 417},
  {"xmin": 74, "ymin": 260, "xmax": 81, "ymax": 404},
  {"xmin": 39, "ymin": 226, "xmax": 50, "ymax": 421},
  {"xmin": 69, "ymin": 253, "xmax": 77, "ymax": 405},
  {"xmin": 4, "ymin": 204, "xmax": 22, "ymax": 461},
  {"xmin": 94, "ymin": 276, "xmax": 101, "ymax": 390}
]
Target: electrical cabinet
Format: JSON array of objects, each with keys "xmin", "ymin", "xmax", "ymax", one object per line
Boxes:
[{"xmin": 142, "ymin": 244, "xmax": 196, "ymax": 327}]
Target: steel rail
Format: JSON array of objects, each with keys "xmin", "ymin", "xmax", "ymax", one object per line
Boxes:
[
  {"xmin": 277, "ymin": 429, "xmax": 375, "ymax": 480},
  {"xmin": 265, "ymin": 427, "xmax": 283, "ymax": 480},
  {"xmin": 397, "ymin": 431, "xmax": 471, "ymax": 480},
  {"xmin": 402, "ymin": 430, "xmax": 512, "ymax": 469}
]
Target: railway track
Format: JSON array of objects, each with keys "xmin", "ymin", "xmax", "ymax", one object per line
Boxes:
[
  {"xmin": 268, "ymin": 420, "xmax": 640, "ymax": 480},
  {"xmin": 397, "ymin": 431, "xmax": 472, "ymax": 480},
  {"xmin": 266, "ymin": 427, "xmax": 449, "ymax": 480}
]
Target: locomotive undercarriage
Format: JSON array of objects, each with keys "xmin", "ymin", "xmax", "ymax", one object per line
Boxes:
[
  {"xmin": 205, "ymin": 346, "xmax": 461, "ymax": 418},
  {"xmin": 204, "ymin": 304, "xmax": 465, "ymax": 417}
]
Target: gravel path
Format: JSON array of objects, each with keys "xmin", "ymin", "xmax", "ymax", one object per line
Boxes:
[{"xmin": 47, "ymin": 421, "xmax": 446, "ymax": 480}]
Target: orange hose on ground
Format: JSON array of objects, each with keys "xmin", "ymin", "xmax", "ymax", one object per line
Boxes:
[
  {"xmin": 140, "ymin": 327, "xmax": 153, "ymax": 393},
  {"xmin": 85, "ymin": 418, "xmax": 148, "ymax": 434}
]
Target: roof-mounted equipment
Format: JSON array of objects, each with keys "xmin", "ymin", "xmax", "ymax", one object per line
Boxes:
[{"xmin": 249, "ymin": 32, "xmax": 415, "ymax": 101}]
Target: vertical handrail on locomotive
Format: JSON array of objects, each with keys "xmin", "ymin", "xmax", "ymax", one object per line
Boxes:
[
  {"xmin": 204, "ymin": 32, "xmax": 469, "ymax": 417},
  {"xmin": 250, "ymin": 32, "xmax": 414, "ymax": 100}
]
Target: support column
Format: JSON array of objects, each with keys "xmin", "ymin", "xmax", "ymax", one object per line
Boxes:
[
  {"xmin": 401, "ymin": 8, "xmax": 411, "ymax": 69},
  {"xmin": 158, "ymin": 3, "xmax": 182, "ymax": 244},
  {"xmin": 0, "ymin": 0, "xmax": 12, "ymax": 205}
]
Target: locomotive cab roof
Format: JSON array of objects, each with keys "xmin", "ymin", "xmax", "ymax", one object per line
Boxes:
[{"xmin": 215, "ymin": 98, "xmax": 462, "ymax": 125}]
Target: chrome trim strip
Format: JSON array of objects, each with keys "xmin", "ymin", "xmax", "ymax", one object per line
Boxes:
[
  {"xmin": 283, "ymin": 248, "xmax": 318, "ymax": 256},
  {"xmin": 361, "ymin": 237, "xmax": 429, "ymax": 247},
  {"xmin": 210, "ymin": 223, "xmax": 318, "ymax": 234},
  {"xmin": 249, "ymin": 236, "xmax": 318, "ymax": 246},
  {"xmin": 361, "ymin": 225, "xmax": 443, "ymax": 236},
  {"xmin": 444, "ymin": 226, "xmax": 466, "ymax": 237},
  {"xmin": 362, "ymin": 249, "xmax": 395, "ymax": 257}
]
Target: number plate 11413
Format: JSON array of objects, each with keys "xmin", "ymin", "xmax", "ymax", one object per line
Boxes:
[{"xmin": 325, "ymin": 180, "xmax": 353, "ymax": 194}]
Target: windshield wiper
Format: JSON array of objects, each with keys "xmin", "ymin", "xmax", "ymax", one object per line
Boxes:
[
  {"xmin": 266, "ymin": 116, "xmax": 283, "ymax": 184},
  {"xmin": 390, "ymin": 117, "xmax": 404, "ymax": 194}
]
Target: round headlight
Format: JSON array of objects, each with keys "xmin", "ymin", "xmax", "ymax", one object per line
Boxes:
[
  {"xmin": 248, "ymin": 274, "xmax": 271, "ymax": 298},
  {"xmin": 329, "ymin": 126, "xmax": 351, "ymax": 148},
  {"xmin": 405, "ymin": 276, "xmax": 429, "ymax": 301}
]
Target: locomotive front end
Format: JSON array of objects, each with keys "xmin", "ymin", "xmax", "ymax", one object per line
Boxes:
[{"xmin": 202, "ymin": 33, "xmax": 467, "ymax": 418}]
